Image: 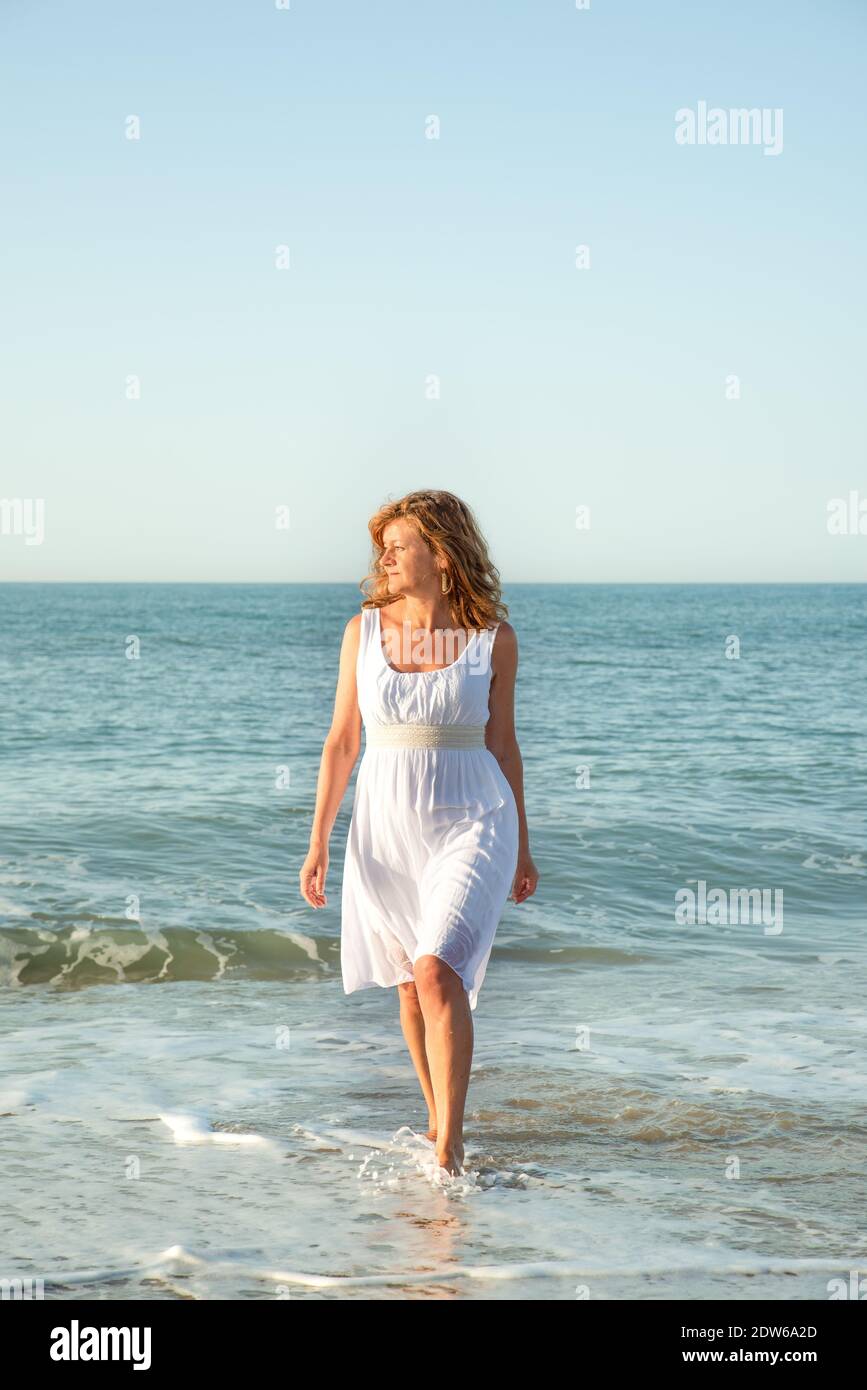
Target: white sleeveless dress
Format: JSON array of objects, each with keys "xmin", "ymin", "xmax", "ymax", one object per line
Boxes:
[{"xmin": 340, "ymin": 605, "xmax": 520, "ymax": 1012}]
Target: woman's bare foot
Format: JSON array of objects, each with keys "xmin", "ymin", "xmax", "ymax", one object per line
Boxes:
[
  {"xmin": 426, "ymin": 1114, "xmax": 437, "ymax": 1141},
  {"xmin": 435, "ymin": 1140, "xmax": 465, "ymax": 1175}
]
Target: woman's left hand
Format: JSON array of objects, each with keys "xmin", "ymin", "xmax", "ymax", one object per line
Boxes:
[{"xmin": 511, "ymin": 853, "xmax": 539, "ymax": 904}]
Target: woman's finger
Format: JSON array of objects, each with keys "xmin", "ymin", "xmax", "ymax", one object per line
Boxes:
[{"xmin": 300, "ymin": 866, "xmax": 326, "ymax": 907}]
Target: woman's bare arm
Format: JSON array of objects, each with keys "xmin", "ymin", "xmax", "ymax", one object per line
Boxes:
[
  {"xmin": 485, "ymin": 621, "xmax": 538, "ymax": 902},
  {"xmin": 300, "ymin": 613, "xmax": 363, "ymax": 907}
]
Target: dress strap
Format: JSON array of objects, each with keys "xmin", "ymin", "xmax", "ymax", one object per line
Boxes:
[{"xmin": 358, "ymin": 605, "xmax": 374, "ymax": 677}]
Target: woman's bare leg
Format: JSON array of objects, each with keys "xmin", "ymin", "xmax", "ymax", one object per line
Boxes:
[
  {"xmin": 412, "ymin": 954, "xmax": 472, "ymax": 1174},
  {"xmin": 397, "ymin": 981, "xmax": 438, "ymax": 1138}
]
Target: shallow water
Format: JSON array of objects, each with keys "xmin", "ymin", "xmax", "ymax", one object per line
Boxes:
[{"xmin": 2, "ymin": 583, "xmax": 865, "ymax": 1299}]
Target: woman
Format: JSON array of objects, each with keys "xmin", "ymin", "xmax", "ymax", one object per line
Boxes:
[{"xmin": 300, "ymin": 490, "xmax": 538, "ymax": 1176}]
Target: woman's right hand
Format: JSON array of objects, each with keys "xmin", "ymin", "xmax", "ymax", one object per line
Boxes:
[{"xmin": 299, "ymin": 843, "xmax": 329, "ymax": 908}]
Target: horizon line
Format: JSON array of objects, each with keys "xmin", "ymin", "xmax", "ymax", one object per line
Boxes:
[{"xmin": 1, "ymin": 580, "xmax": 864, "ymax": 587}]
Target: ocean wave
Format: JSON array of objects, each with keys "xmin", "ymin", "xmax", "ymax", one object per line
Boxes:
[{"xmin": 0, "ymin": 924, "xmax": 337, "ymax": 988}]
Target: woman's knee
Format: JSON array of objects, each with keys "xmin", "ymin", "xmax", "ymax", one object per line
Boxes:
[
  {"xmin": 413, "ymin": 953, "xmax": 462, "ymax": 996},
  {"xmin": 397, "ymin": 980, "xmax": 421, "ymax": 1007}
]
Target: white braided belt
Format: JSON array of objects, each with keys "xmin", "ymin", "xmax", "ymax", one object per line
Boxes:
[{"xmin": 365, "ymin": 722, "xmax": 487, "ymax": 749}]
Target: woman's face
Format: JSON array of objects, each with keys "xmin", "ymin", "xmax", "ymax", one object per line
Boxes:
[{"xmin": 380, "ymin": 519, "xmax": 438, "ymax": 593}]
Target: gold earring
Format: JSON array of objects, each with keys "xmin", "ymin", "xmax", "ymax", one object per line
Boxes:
[{"xmin": 441, "ymin": 569, "xmax": 452, "ymax": 594}]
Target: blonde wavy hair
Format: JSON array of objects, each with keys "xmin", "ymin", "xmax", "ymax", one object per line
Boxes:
[{"xmin": 360, "ymin": 490, "xmax": 508, "ymax": 630}]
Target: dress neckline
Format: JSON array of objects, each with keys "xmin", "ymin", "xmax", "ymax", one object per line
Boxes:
[{"xmin": 376, "ymin": 605, "xmax": 478, "ymax": 676}]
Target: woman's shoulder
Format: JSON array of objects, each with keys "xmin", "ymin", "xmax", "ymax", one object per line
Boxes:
[
  {"xmin": 348, "ymin": 604, "xmax": 379, "ymax": 627},
  {"xmin": 489, "ymin": 619, "xmax": 517, "ymax": 668},
  {"xmin": 341, "ymin": 610, "xmax": 367, "ymax": 651}
]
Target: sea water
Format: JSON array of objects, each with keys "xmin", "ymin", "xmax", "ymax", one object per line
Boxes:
[{"xmin": 1, "ymin": 582, "xmax": 865, "ymax": 1300}]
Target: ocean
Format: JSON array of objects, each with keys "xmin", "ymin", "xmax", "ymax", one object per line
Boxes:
[{"xmin": 1, "ymin": 582, "xmax": 865, "ymax": 1300}]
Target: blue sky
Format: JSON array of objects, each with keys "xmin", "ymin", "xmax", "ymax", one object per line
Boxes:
[{"xmin": 1, "ymin": 0, "xmax": 865, "ymax": 581}]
